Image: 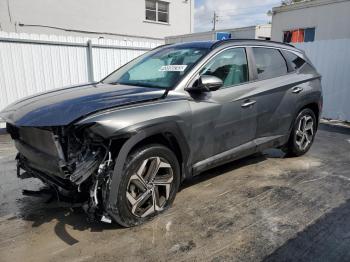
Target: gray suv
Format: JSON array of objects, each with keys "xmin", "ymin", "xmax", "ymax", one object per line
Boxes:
[{"xmin": 0, "ymin": 40, "xmax": 322, "ymax": 227}]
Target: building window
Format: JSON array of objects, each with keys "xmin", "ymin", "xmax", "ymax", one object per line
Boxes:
[
  {"xmin": 146, "ymin": 0, "xmax": 169, "ymax": 23},
  {"xmin": 283, "ymin": 28, "xmax": 315, "ymax": 43}
]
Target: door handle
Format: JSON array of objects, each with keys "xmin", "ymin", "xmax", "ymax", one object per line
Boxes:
[
  {"xmin": 241, "ymin": 99, "xmax": 256, "ymax": 108},
  {"xmin": 292, "ymin": 87, "xmax": 303, "ymax": 94}
]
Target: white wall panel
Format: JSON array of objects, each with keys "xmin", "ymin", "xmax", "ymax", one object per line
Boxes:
[
  {"xmin": 0, "ymin": 32, "xmax": 163, "ymax": 111},
  {"xmin": 296, "ymin": 39, "xmax": 350, "ymax": 122},
  {"xmin": 0, "ymin": 32, "xmax": 89, "ymax": 110},
  {"xmin": 91, "ymin": 38, "xmax": 159, "ymax": 81}
]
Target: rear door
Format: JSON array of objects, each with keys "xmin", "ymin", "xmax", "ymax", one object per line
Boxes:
[{"xmin": 248, "ymin": 47, "xmax": 297, "ymax": 146}]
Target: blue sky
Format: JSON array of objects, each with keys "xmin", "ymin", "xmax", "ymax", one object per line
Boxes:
[{"xmin": 194, "ymin": 0, "xmax": 282, "ymax": 32}]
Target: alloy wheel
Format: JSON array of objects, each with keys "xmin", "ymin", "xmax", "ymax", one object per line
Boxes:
[
  {"xmin": 126, "ymin": 157, "xmax": 174, "ymax": 218},
  {"xmin": 295, "ymin": 115, "xmax": 314, "ymax": 151}
]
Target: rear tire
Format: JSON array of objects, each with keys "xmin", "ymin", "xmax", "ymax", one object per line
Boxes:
[
  {"xmin": 283, "ymin": 108, "xmax": 317, "ymax": 157},
  {"xmin": 108, "ymin": 144, "xmax": 180, "ymax": 227}
]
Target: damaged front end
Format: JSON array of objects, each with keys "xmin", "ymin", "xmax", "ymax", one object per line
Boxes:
[{"xmin": 7, "ymin": 123, "xmax": 114, "ymax": 222}]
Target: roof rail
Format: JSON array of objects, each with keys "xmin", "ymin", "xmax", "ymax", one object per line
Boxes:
[{"xmin": 211, "ymin": 38, "xmax": 295, "ymax": 49}]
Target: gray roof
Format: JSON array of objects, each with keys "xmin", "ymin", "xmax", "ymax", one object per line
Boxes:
[{"xmin": 168, "ymin": 39, "xmax": 299, "ymax": 52}]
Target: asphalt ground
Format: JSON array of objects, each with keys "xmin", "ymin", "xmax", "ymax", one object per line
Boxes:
[{"xmin": 0, "ymin": 123, "xmax": 349, "ymax": 262}]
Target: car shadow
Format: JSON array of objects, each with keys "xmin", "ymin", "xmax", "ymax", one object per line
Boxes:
[
  {"xmin": 17, "ymin": 197, "xmax": 122, "ymax": 245},
  {"xmin": 16, "ymin": 148, "xmax": 285, "ymax": 246},
  {"xmin": 263, "ymin": 197, "xmax": 350, "ymax": 262},
  {"xmin": 319, "ymin": 122, "xmax": 350, "ymax": 135},
  {"xmin": 181, "ymin": 149, "xmax": 285, "ymax": 190}
]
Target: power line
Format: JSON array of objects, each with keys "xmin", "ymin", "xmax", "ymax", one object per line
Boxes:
[
  {"xmin": 217, "ymin": 10, "xmax": 269, "ymax": 17},
  {"xmin": 215, "ymin": 2, "xmax": 281, "ymax": 13},
  {"xmin": 199, "ymin": 2, "xmax": 279, "ymax": 31},
  {"xmin": 216, "ymin": 9, "xmax": 271, "ymax": 19}
]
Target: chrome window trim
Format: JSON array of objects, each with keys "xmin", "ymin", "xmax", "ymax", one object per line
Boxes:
[{"xmin": 177, "ymin": 45, "xmax": 303, "ymax": 92}]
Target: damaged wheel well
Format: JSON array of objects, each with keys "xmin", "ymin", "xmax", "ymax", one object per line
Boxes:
[
  {"xmin": 110, "ymin": 133, "xmax": 184, "ymax": 178},
  {"xmin": 301, "ymin": 103, "xmax": 320, "ymax": 126},
  {"xmin": 134, "ymin": 133, "xmax": 183, "ymax": 164}
]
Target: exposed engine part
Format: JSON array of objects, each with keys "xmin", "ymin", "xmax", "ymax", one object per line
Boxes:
[
  {"xmin": 69, "ymin": 149, "xmax": 102, "ymax": 185},
  {"xmin": 101, "ymin": 215, "xmax": 112, "ymax": 224},
  {"xmin": 22, "ymin": 188, "xmax": 53, "ymax": 198},
  {"xmin": 17, "ymin": 154, "xmax": 75, "ymax": 192},
  {"xmin": 12, "ymin": 125, "xmax": 115, "ymax": 222},
  {"xmin": 84, "ymin": 148, "xmax": 114, "ymax": 222},
  {"xmin": 90, "ymin": 180, "xmax": 99, "ymax": 206}
]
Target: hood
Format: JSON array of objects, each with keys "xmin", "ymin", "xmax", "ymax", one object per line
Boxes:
[{"xmin": 0, "ymin": 83, "xmax": 166, "ymax": 126}]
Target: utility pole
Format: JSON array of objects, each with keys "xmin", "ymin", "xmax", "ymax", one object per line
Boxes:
[{"xmin": 212, "ymin": 11, "xmax": 218, "ymax": 31}]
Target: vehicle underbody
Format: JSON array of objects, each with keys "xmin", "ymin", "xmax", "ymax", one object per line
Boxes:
[{"xmin": 7, "ymin": 124, "xmax": 114, "ymax": 222}]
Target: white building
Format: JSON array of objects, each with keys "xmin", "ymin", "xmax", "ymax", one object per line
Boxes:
[
  {"xmin": 271, "ymin": 0, "xmax": 350, "ymax": 122},
  {"xmin": 165, "ymin": 24, "xmax": 271, "ymax": 44},
  {"xmin": 0, "ymin": 0, "xmax": 194, "ymax": 40},
  {"xmin": 271, "ymin": 0, "xmax": 350, "ymax": 43}
]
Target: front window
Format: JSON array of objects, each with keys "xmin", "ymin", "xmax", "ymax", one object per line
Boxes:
[
  {"xmin": 146, "ymin": 0, "xmax": 169, "ymax": 23},
  {"xmin": 199, "ymin": 48, "xmax": 249, "ymax": 88},
  {"xmin": 103, "ymin": 47, "xmax": 209, "ymax": 89}
]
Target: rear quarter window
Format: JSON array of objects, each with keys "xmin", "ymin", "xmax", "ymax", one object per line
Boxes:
[
  {"xmin": 252, "ymin": 47, "xmax": 288, "ymax": 80},
  {"xmin": 282, "ymin": 51, "xmax": 306, "ymax": 71}
]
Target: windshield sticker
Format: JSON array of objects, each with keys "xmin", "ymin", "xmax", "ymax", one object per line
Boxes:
[{"xmin": 159, "ymin": 65, "xmax": 188, "ymax": 72}]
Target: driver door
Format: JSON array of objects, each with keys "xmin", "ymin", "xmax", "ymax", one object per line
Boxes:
[{"xmin": 188, "ymin": 47, "xmax": 258, "ymax": 165}]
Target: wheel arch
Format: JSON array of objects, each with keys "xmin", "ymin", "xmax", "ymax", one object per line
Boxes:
[
  {"xmin": 290, "ymin": 100, "xmax": 321, "ymax": 132},
  {"xmin": 130, "ymin": 133, "xmax": 184, "ymax": 170},
  {"xmin": 105, "ymin": 121, "xmax": 191, "ymax": 217},
  {"xmin": 300, "ymin": 102, "xmax": 320, "ymax": 126}
]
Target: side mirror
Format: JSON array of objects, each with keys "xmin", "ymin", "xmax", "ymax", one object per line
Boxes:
[{"xmin": 185, "ymin": 75, "xmax": 223, "ymax": 93}]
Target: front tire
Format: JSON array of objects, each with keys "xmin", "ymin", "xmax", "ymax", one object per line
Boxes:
[
  {"xmin": 283, "ymin": 108, "xmax": 317, "ymax": 157},
  {"xmin": 109, "ymin": 144, "xmax": 180, "ymax": 227}
]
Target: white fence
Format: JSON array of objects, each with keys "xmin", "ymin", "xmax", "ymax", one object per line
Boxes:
[
  {"xmin": 296, "ymin": 39, "xmax": 350, "ymax": 122},
  {"xmin": 0, "ymin": 32, "xmax": 164, "ymax": 111}
]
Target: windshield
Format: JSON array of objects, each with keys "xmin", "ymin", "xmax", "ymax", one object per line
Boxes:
[{"xmin": 102, "ymin": 46, "xmax": 209, "ymax": 89}]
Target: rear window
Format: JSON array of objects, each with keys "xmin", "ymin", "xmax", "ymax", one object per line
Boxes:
[
  {"xmin": 283, "ymin": 51, "xmax": 306, "ymax": 71},
  {"xmin": 252, "ymin": 47, "xmax": 288, "ymax": 80}
]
